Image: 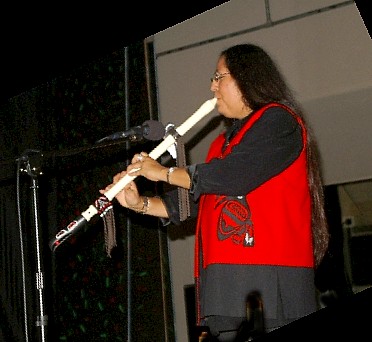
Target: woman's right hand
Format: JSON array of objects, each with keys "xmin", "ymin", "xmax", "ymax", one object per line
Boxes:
[{"xmin": 127, "ymin": 152, "xmax": 168, "ymax": 182}]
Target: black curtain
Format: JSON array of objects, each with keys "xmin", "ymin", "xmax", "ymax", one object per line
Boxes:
[{"xmin": 0, "ymin": 40, "xmax": 174, "ymax": 342}]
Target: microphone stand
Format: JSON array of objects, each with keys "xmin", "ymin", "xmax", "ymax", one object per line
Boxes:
[
  {"xmin": 13, "ymin": 138, "xmax": 143, "ymax": 341},
  {"xmin": 7, "ymin": 127, "xmax": 165, "ymax": 341},
  {"xmin": 18, "ymin": 150, "xmax": 48, "ymax": 342}
]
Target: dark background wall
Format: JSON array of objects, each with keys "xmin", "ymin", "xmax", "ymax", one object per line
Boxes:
[{"xmin": 0, "ymin": 41, "xmax": 174, "ymax": 342}]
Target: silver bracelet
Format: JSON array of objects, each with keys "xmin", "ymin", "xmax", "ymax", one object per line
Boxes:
[
  {"xmin": 141, "ymin": 196, "xmax": 149, "ymax": 215},
  {"xmin": 166, "ymin": 167, "xmax": 177, "ymax": 184},
  {"xmin": 130, "ymin": 196, "xmax": 149, "ymax": 214}
]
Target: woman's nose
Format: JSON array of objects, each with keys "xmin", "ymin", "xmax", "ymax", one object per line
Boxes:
[{"xmin": 210, "ymin": 80, "xmax": 218, "ymax": 92}]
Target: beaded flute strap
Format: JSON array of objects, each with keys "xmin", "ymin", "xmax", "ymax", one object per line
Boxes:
[
  {"xmin": 95, "ymin": 196, "xmax": 117, "ymax": 257},
  {"xmin": 176, "ymin": 137, "xmax": 190, "ymax": 221}
]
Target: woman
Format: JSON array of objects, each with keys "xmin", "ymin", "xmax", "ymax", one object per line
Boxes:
[{"xmin": 101, "ymin": 43, "xmax": 329, "ymax": 341}]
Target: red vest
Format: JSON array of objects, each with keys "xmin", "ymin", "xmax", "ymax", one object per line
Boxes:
[{"xmin": 195, "ymin": 103, "xmax": 314, "ymax": 277}]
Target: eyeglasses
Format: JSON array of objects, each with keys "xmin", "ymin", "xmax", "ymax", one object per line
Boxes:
[{"xmin": 210, "ymin": 72, "xmax": 230, "ymax": 82}]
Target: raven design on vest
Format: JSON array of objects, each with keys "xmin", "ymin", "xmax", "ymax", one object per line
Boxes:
[{"xmin": 215, "ymin": 195, "xmax": 254, "ymax": 247}]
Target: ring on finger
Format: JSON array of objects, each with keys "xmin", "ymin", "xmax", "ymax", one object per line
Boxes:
[{"xmin": 137, "ymin": 154, "xmax": 144, "ymax": 162}]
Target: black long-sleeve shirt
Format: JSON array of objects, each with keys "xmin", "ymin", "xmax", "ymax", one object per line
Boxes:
[{"xmin": 162, "ymin": 106, "xmax": 303, "ymax": 225}]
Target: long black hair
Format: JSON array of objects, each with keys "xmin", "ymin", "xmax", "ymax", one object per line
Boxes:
[{"xmin": 221, "ymin": 44, "xmax": 329, "ymax": 267}]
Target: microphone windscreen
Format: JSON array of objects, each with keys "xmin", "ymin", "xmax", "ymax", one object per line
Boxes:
[{"xmin": 142, "ymin": 120, "xmax": 165, "ymax": 141}]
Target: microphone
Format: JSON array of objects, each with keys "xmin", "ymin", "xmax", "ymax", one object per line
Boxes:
[{"xmin": 96, "ymin": 120, "xmax": 165, "ymax": 143}]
